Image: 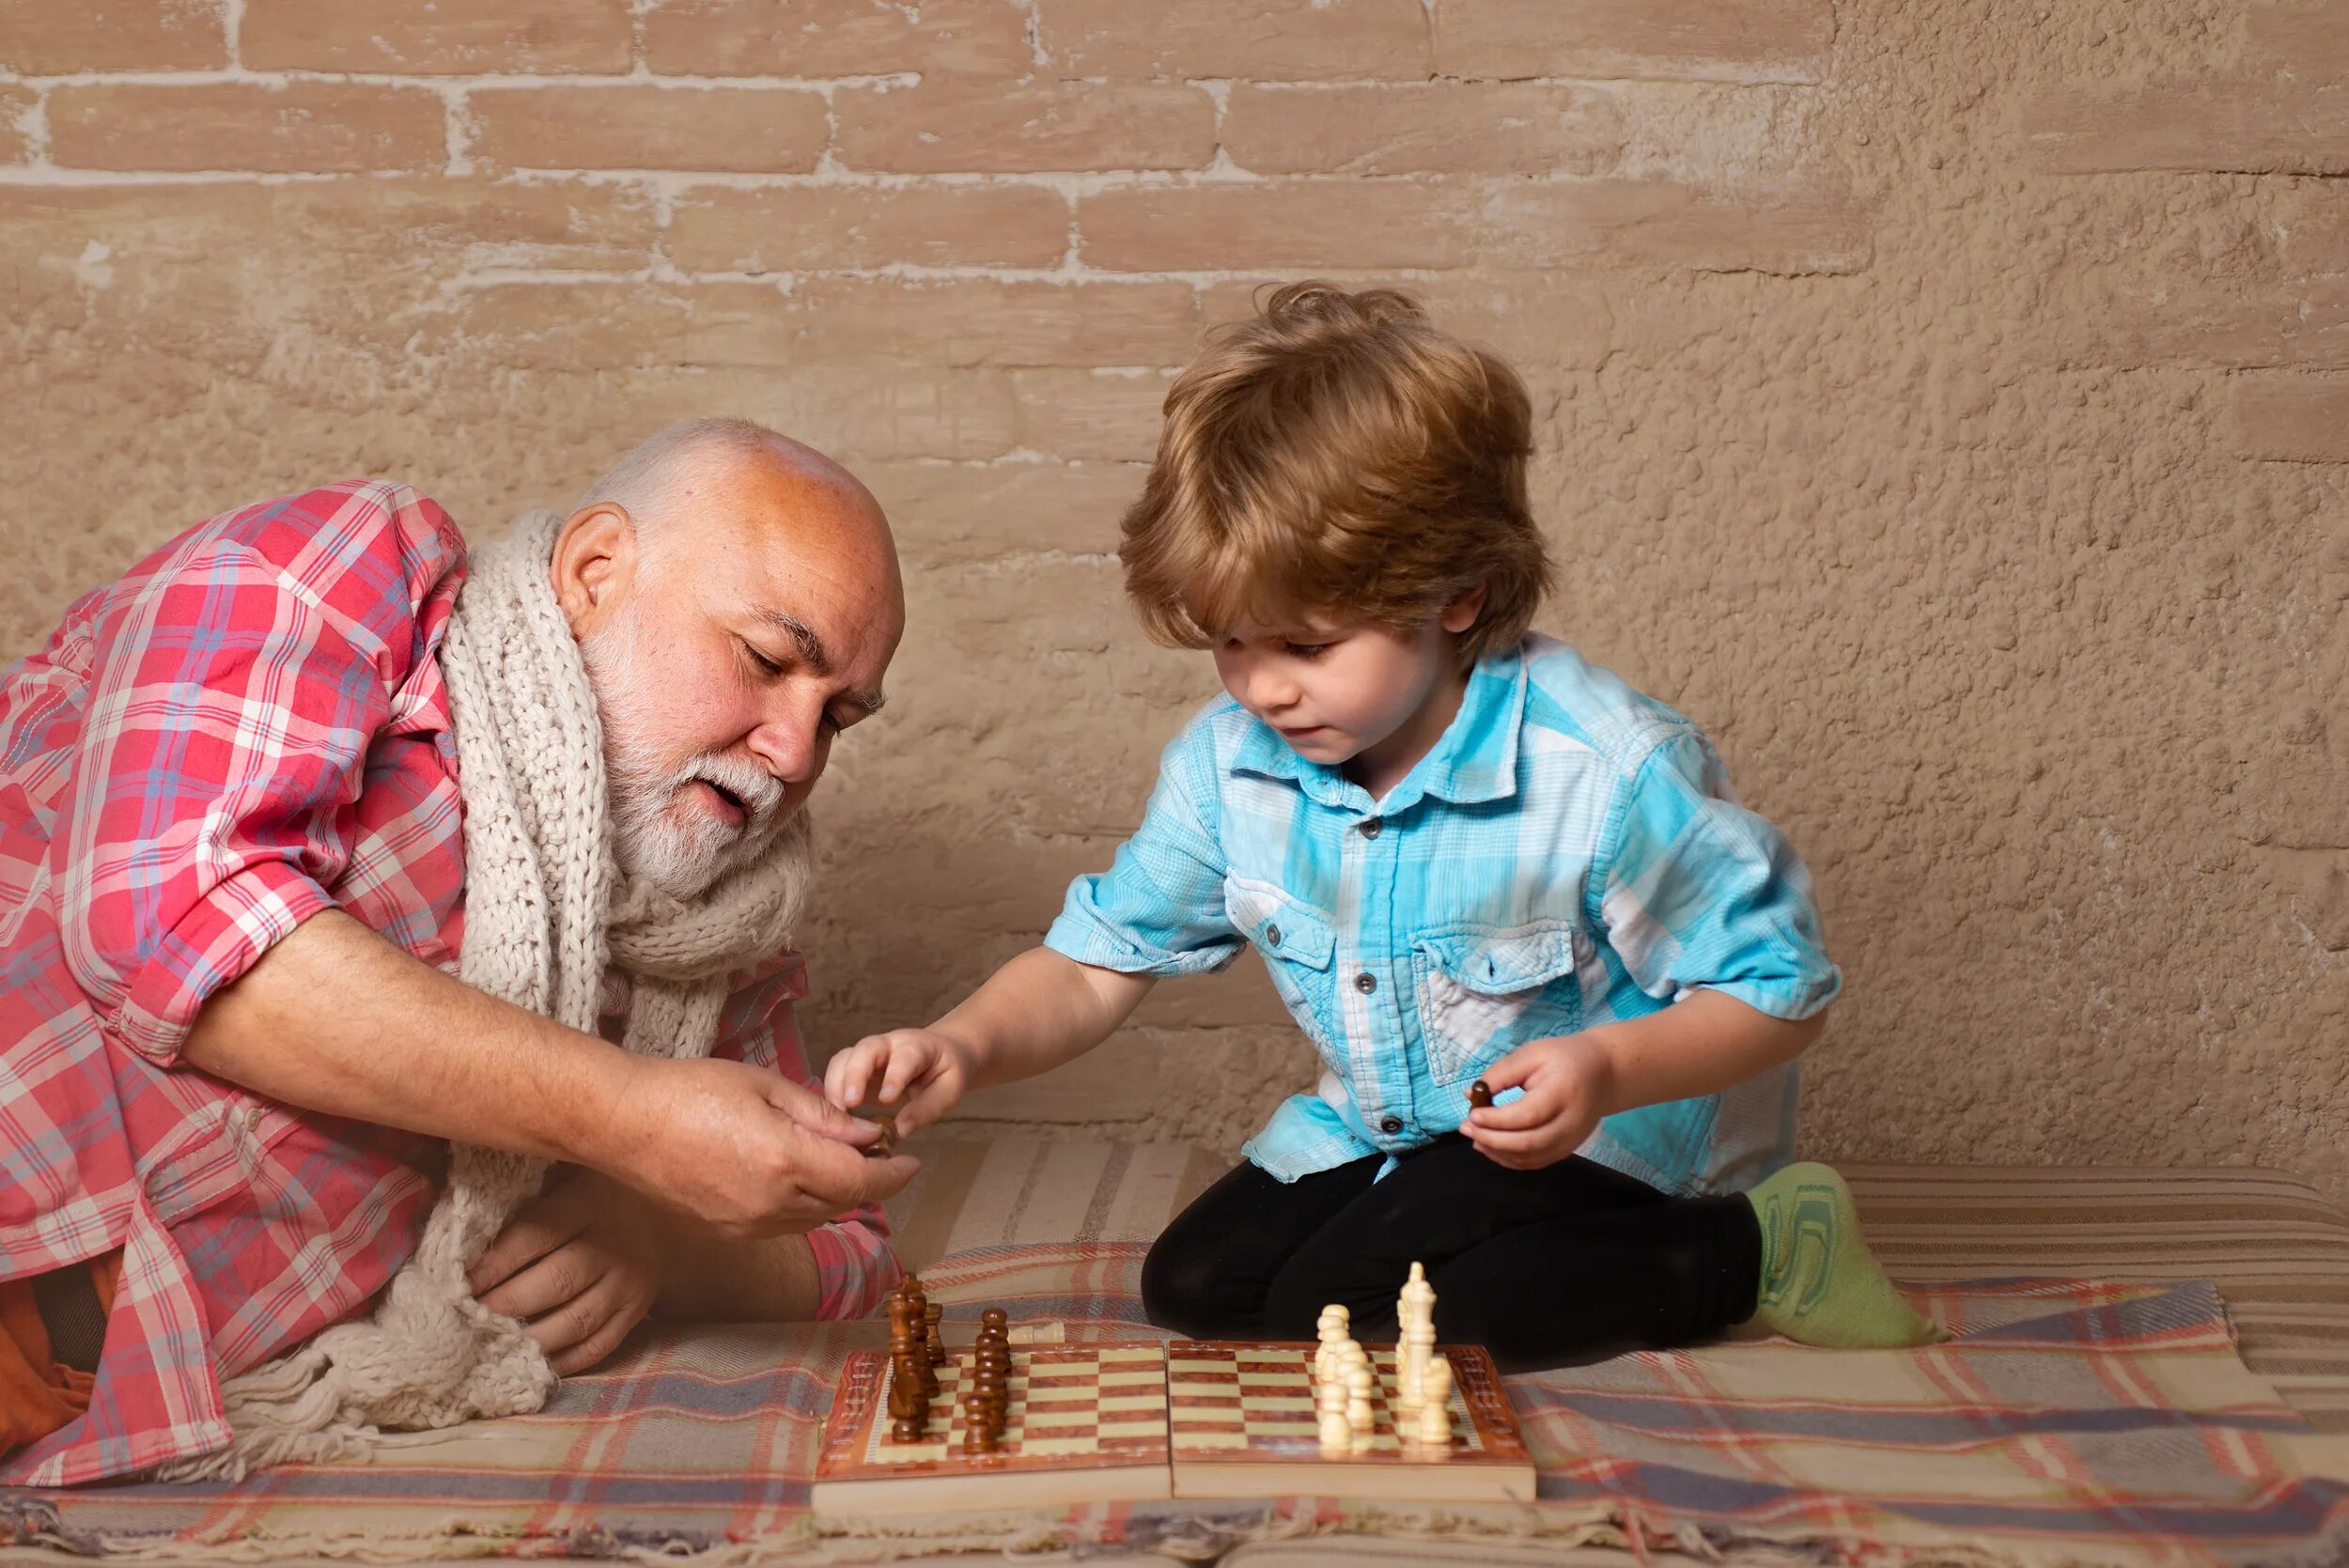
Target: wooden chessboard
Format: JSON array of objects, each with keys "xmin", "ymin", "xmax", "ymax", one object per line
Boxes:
[{"xmin": 811, "ymin": 1338, "xmax": 1534, "ymax": 1514}]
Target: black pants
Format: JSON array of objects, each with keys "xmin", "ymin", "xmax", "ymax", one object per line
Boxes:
[{"xmin": 1141, "ymin": 1136, "xmax": 1763, "ymax": 1371}]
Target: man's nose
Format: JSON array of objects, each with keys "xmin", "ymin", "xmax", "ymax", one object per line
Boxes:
[{"xmin": 745, "ymin": 706, "xmax": 824, "ymax": 784}]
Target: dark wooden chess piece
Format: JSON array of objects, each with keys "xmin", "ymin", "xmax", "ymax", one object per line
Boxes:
[
  {"xmin": 961, "ymin": 1386, "xmax": 994, "ymax": 1454},
  {"xmin": 901, "ymin": 1276, "xmax": 939, "ymax": 1397},
  {"xmin": 1468, "ymin": 1079, "xmax": 1494, "ymax": 1111},
  {"xmin": 886, "ymin": 1289, "xmax": 926, "ymax": 1441},
  {"xmin": 925, "ymin": 1301, "xmax": 946, "ymax": 1367}
]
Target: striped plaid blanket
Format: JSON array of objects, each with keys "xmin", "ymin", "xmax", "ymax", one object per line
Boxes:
[{"xmin": 6, "ymin": 1143, "xmax": 2349, "ymax": 1566}]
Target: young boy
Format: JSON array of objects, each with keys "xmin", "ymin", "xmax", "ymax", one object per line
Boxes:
[{"xmin": 827, "ymin": 284, "xmax": 1937, "ymax": 1366}]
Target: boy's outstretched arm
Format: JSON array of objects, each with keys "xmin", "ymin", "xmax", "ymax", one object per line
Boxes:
[{"xmin": 824, "ymin": 947, "xmax": 1156, "ymax": 1135}]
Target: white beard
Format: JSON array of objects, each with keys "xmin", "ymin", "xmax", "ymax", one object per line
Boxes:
[{"xmin": 582, "ymin": 607, "xmax": 790, "ymax": 901}]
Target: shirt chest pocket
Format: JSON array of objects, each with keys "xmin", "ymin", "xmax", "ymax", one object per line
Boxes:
[
  {"xmin": 1411, "ymin": 921, "xmax": 1585, "ymax": 1084},
  {"xmin": 1223, "ymin": 875, "xmax": 1336, "ymax": 1032}
]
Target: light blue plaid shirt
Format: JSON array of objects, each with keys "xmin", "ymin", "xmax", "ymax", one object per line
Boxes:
[{"xmin": 1043, "ymin": 634, "xmax": 1842, "ymax": 1196}]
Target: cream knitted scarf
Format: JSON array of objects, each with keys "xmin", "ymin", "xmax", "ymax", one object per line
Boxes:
[{"xmin": 156, "ymin": 508, "xmax": 815, "ymax": 1482}]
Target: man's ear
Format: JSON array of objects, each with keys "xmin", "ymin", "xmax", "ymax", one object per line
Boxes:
[
  {"xmin": 1439, "ymin": 581, "xmax": 1489, "ymax": 635},
  {"xmin": 550, "ymin": 504, "xmax": 638, "ymax": 637}
]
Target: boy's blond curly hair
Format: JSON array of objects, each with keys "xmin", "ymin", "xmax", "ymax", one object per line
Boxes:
[{"xmin": 1120, "ymin": 281, "xmax": 1553, "ymax": 665}]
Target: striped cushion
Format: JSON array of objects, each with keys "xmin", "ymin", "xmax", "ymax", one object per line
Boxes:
[{"xmin": 885, "ymin": 1144, "xmax": 2349, "ymax": 1431}]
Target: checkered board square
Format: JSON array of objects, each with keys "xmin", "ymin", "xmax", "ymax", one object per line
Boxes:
[{"xmin": 812, "ymin": 1345, "xmax": 1173, "ymax": 1511}]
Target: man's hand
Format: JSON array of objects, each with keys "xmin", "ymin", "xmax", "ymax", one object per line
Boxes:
[
  {"xmin": 602, "ymin": 1058, "xmax": 921, "ymax": 1240},
  {"xmin": 470, "ymin": 1168, "xmax": 666, "ymax": 1375},
  {"xmin": 1462, "ymin": 1033, "xmax": 1619, "ymax": 1171},
  {"xmin": 821, "ymin": 1027, "xmax": 972, "ymax": 1138}
]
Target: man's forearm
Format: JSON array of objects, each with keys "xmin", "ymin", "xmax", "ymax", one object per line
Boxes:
[
  {"xmin": 181, "ymin": 908, "xmax": 638, "ymax": 1170},
  {"xmin": 656, "ymin": 1228, "xmax": 821, "ymax": 1322}
]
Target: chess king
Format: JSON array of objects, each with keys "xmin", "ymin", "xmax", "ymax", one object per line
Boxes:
[{"xmin": 827, "ymin": 283, "xmax": 1942, "ymax": 1370}]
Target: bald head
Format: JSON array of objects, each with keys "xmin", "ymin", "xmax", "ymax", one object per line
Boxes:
[{"xmin": 579, "ymin": 417, "xmax": 894, "ymax": 577}]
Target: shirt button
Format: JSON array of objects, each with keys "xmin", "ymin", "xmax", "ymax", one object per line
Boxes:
[
  {"xmin": 1265, "ymin": 924, "xmax": 1283, "ymax": 948},
  {"xmin": 1359, "ymin": 816, "xmax": 1383, "ymax": 839},
  {"xmin": 1379, "ymin": 1115, "xmax": 1404, "ymax": 1135},
  {"xmin": 1354, "ymin": 971, "xmax": 1377, "ymax": 994}
]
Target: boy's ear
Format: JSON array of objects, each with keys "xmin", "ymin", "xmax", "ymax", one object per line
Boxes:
[{"xmin": 1439, "ymin": 582, "xmax": 1489, "ymax": 635}]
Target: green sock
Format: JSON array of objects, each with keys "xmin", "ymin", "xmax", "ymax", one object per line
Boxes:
[{"xmin": 1746, "ymin": 1162, "xmax": 1946, "ymax": 1348}]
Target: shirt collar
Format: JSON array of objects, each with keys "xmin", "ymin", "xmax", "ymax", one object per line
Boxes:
[{"xmin": 1228, "ymin": 644, "xmax": 1527, "ymax": 814}]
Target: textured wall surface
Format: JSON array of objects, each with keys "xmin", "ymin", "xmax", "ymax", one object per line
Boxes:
[{"xmin": 2, "ymin": 2, "xmax": 2344, "ymax": 1192}]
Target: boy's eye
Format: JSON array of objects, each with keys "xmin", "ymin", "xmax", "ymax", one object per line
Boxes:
[{"xmin": 1283, "ymin": 641, "xmax": 1332, "ymax": 660}]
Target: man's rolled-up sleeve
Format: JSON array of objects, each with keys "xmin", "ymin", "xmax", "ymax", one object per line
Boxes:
[
  {"xmin": 1591, "ymin": 727, "xmax": 1843, "ymax": 1021},
  {"xmin": 1044, "ymin": 729, "xmax": 1241, "ymax": 977},
  {"xmin": 54, "ymin": 486, "xmax": 465, "ymax": 1065}
]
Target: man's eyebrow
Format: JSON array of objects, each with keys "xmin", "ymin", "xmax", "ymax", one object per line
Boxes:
[
  {"xmin": 754, "ymin": 609, "xmax": 831, "ymax": 674},
  {"xmin": 755, "ymin": 607, "xmax": 887, "ymax": 716}
]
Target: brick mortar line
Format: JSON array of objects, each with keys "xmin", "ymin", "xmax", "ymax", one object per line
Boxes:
[
  {"xmin": 0, "ymin": 165, "xmax": 1831, "ymax": 193},
  {"xmin": 0, "ymin": 68, "xmax": 915, "ymax": 92},
  {"xmin": 437, "ymin": 264, "xmax": 1477, "ymax": 288},
  {"xmin": 0, "ymin": 67, "xmax": 1810, "ymax": 94}
]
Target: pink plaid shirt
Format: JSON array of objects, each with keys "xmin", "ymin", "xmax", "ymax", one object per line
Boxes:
[{"xmin": 0, "ymin": 480, "xmax": 897, "ymax": 1487}]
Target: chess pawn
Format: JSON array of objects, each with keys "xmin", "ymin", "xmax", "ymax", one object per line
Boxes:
[
  {"xmin": 1345, "ymin": 1361, "xmax": 1377, "ymax": 1452},
  {"xmin": 925, "ymin": 1302, "xmax": 947, "ymax": 1367},
  {"xmin": 1415, "ymin": 1355, "xmax": 1454, "ymax": 1448},
  {"xmin": 961, "ymin": 1388, "xmax": 995, "ymax": 1454},
  {"xmin": 888, "ymin": 1354, "xmax": 926, "ymax": 1441},
  {"xmin": 1314, "ymin": 1304, "xmax": 1350, "ymax": 1389},
  {"xmin": 1315, "ymin": 1362, "xmax": 1353, "ymax": 1452}
]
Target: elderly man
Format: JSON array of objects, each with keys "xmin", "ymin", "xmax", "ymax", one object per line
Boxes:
[{"xmin": 0, "ymin": 418, "xmax": 918, "ymax": 1484}]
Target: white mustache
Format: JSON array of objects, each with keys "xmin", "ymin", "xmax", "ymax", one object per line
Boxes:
[{"xmin": 677, "ymin": 753, "xmax": 785, "ymax": 825}]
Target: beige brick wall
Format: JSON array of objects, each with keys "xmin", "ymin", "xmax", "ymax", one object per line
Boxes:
[{"xmin": 2, "ymin": 2, "xmax": 2344, "ymax": 1193}]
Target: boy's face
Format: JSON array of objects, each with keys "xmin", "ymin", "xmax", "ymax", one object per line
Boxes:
[{"xmin": 1212, "ymin": 609, "xmax": 1461, "ymax": 775}]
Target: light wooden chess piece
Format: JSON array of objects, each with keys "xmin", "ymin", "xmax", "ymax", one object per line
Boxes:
[
  {"xmin": 1415, "ymin": 1355, "xmax": 1454, "ymax": 1447},
  {"xmin": 1315, "ymin": 1359, "xmax": 1352, "ymax": 1452},
  {"xmin": 1345, "ymin": 1360, "xmax": 1376, "ymax": 1452},
  {"xmin": 1396, "ymin": 1261, "xmax": 1437, "ymax": 1414},
  {"xmin": 1313, "ymin": 1304, "xmax": 1350, "ymax": 1390}
]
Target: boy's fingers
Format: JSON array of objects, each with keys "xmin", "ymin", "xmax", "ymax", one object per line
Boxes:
[
  {"xmin": 770, "ymin": 1078, "xmax": 881, "ymax": 1145},
  {"xmin": 899, "ymin": 1075, "xmax": 962, "ymax": 1135},
  {"xmin": 879, "ymin": 1045, "xmax": 930, "ymax": 1105},
  {"xmin": 826, "ymin": 1049, "xmax": 871, "ymax": 1110},
  {"xmin": 1464, "ymin": 1122, "xmax": 1554, "ymax": 1157},
  {"xmin": 1468, "ymin": 1091, "xmax": 1548, "ymax": 1131},
  {"xmin": 1474, "ymin": 1048, "xmax": 1538, "ymax": 1093}
]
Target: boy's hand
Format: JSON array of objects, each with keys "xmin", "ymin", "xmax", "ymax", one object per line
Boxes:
[
  {"xmin": 1462, "ymin": 1033, "xmax": 1619, "ymax": 1171},
  {"xmin": 823, "ymin": 1027, "xmax": 973, "ymax": 1139}
]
